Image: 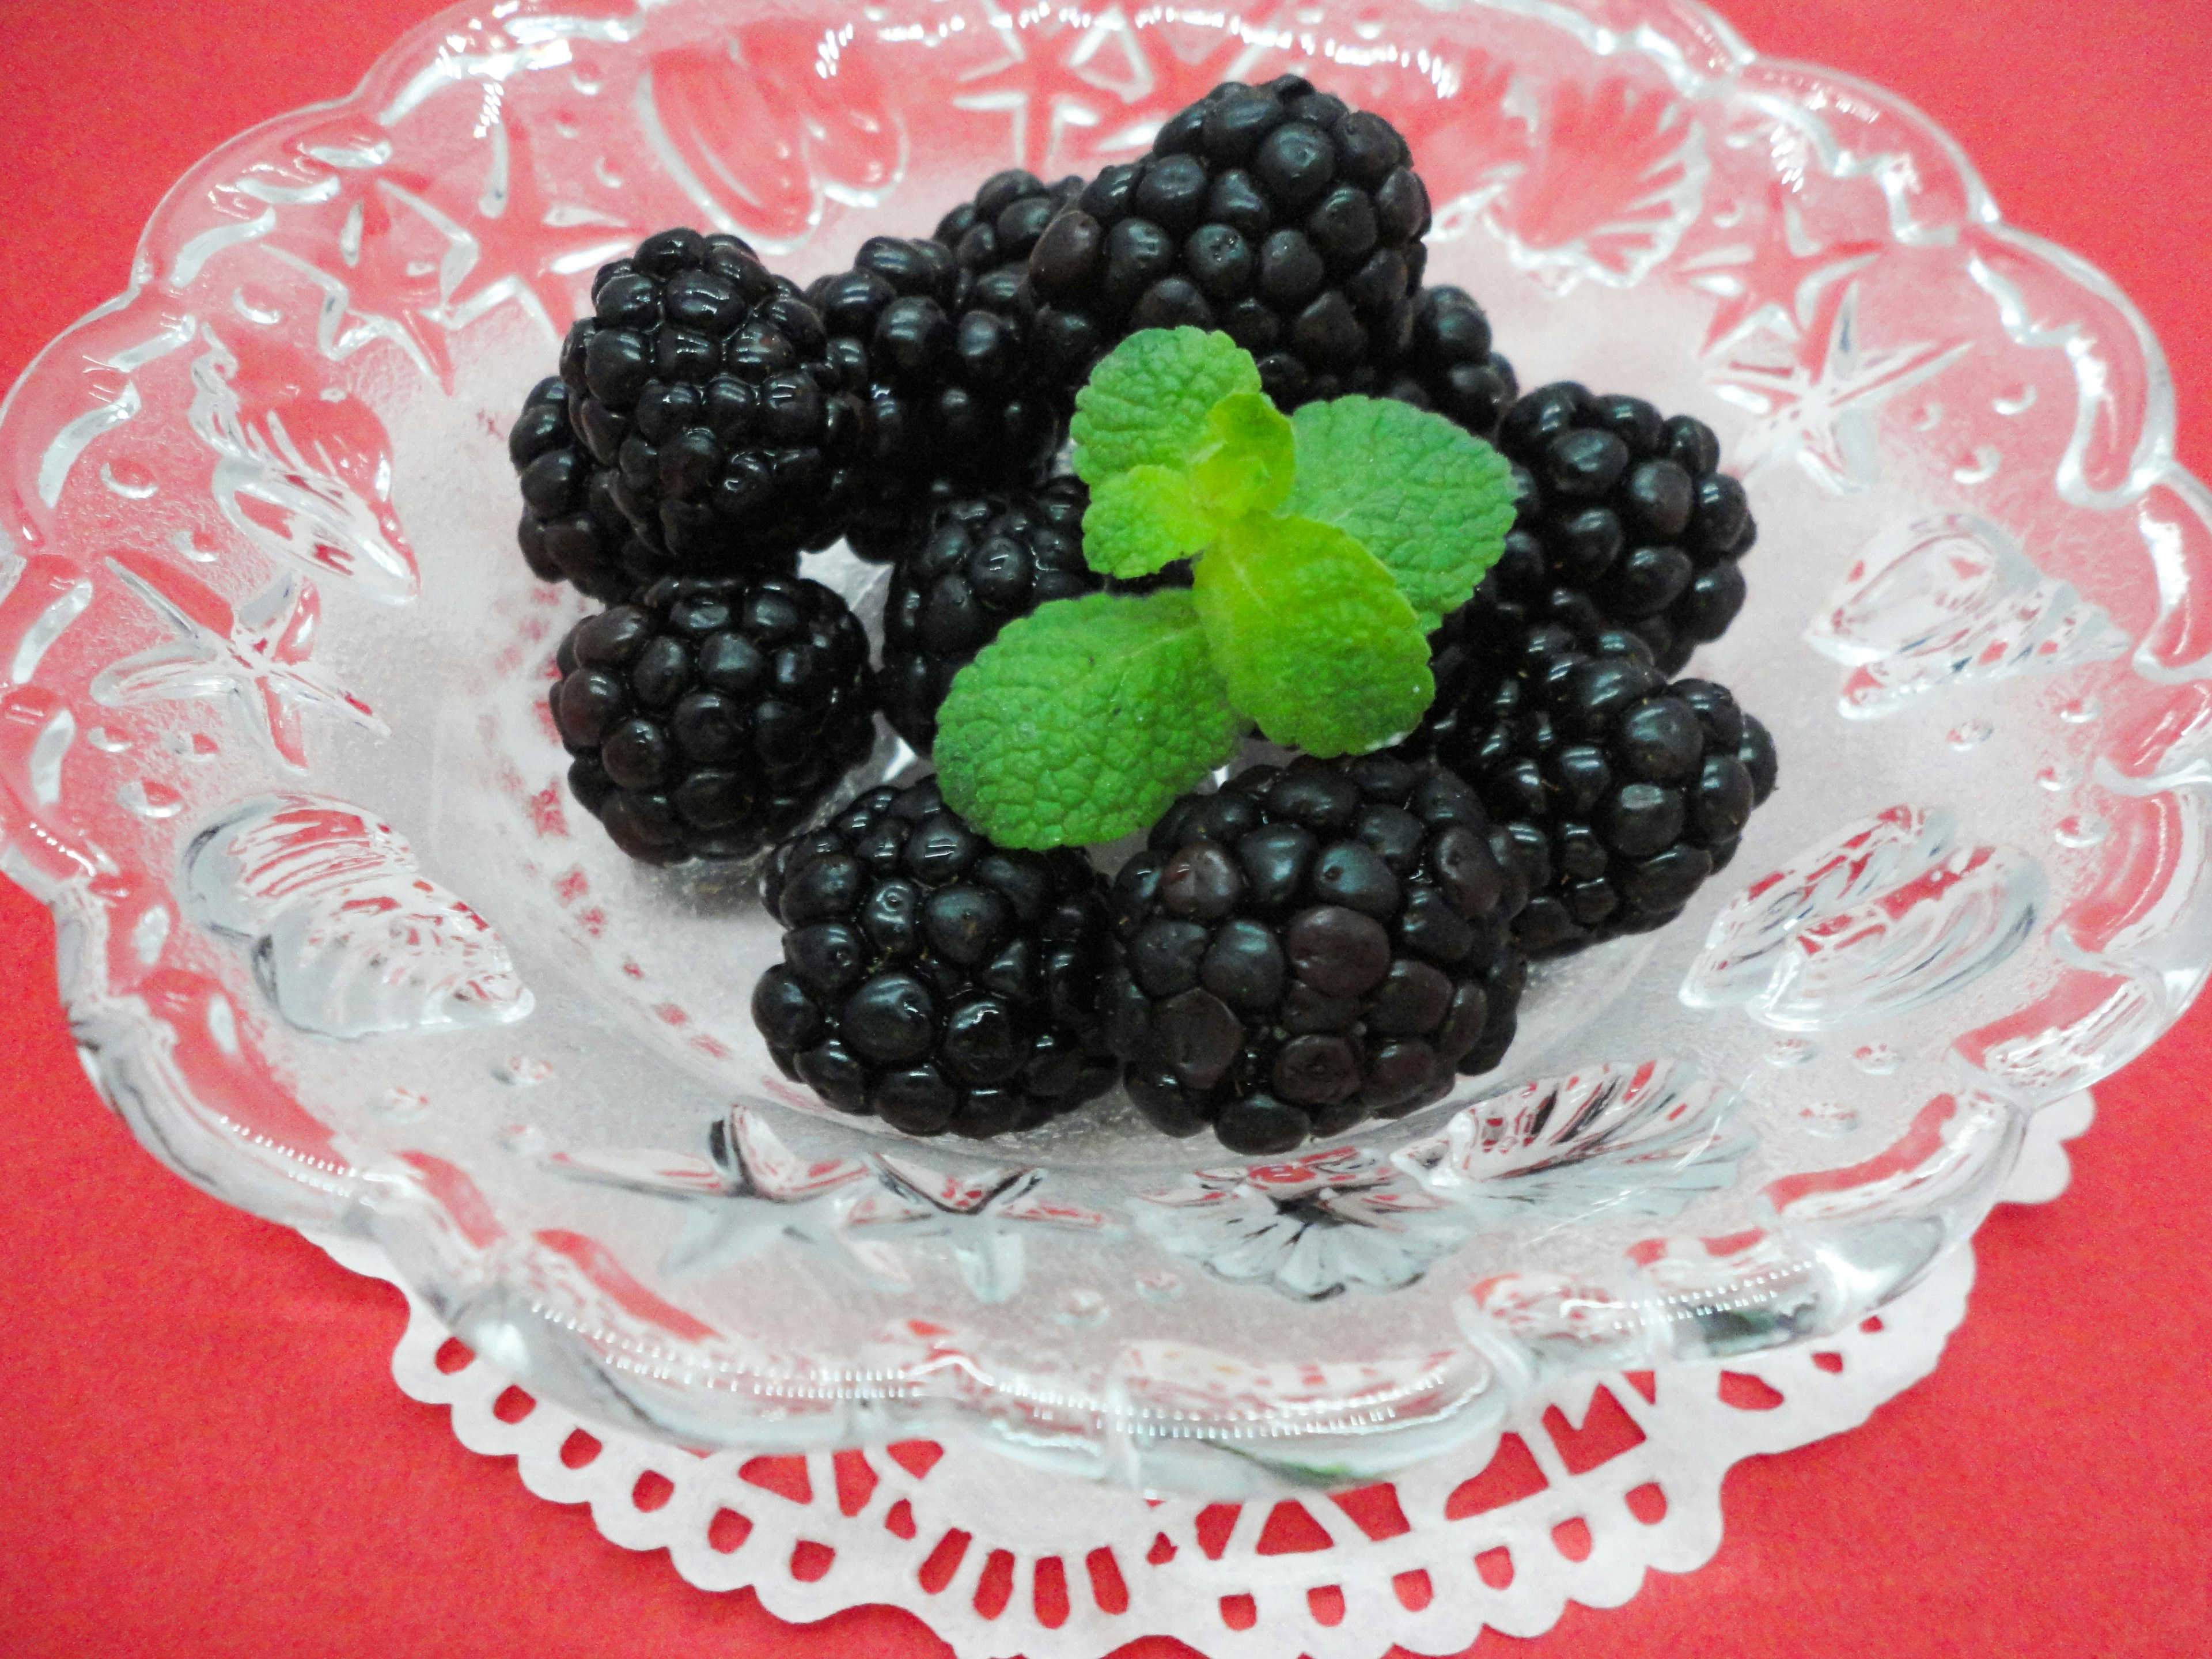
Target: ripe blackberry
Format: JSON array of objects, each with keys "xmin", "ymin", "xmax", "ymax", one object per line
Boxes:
[
  {"xmin": 1426, "ymin": 624, "xmax": 1778, "ymax": 956},
  {"xmin": 1105, "ymin": 754, "xmax": 1529, "ymax": 1157},
  {"xmin": 550, "ymin": 573, "xmax": 875, "ymax": 864},
  {"xmin": 878, "ymin": 477, "xmax": 1095, "ymax": 749},
  {"xmin": 806, "ymin": 222, "xmax": 1069, "ymax": 547},
  {"xmin": 753, "ymin": 778, "xmax": 1119, "ymax": 1137},
  {"xmin": 1026, "ymin": 75, "xmax": 1432, "ymax": 408},
  {"xmin": 1480, "ymin": 381, "xmax": 1757, "ymax": 675},
  {"xmin": 1412, "ymin": 573, "xmax": 1636, "ymax": 759},
  {"xmin": 509, "ymin": 376, "xmax": 644, "ymax": 602},
  {"xmin": 1378, "ymin": 286, "xmax": 1521, "ymax": 441},
  {"xmin": 554, "ymin": 228, "xmax": 870, "ymax": 583}
]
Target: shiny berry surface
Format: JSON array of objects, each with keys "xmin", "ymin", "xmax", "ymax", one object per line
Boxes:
[
  {"xmin": 521, "ymin": 229, "xmax": 871, "ymax": 591},
  {"xmin": 550, "ymin": 573, "xmax": 876, "ymax": 863},
  {"xmin": 1026, "ymin": 76, "xmax": 1435, "ymax": 409},
  {"xmin": 1414, "ymin": 624, "xmax": 1779, "ymax": 956},
  {"xmin": 757, "ymin": 778, "xmax": 1118, "ymax": 1137},
  {"xmin": 1108, "ymin": 755, "xmax": 1528, "ymax": 1154},
  {"xmin": 813, "ymin": 178, "xmax": 1082, "ymax": 546},
  {"xmin": 1468, "ymin": 381, "xmax": 1759, "ymax": 676}
]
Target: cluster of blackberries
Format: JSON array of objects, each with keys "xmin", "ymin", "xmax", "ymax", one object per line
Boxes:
[
  {"xmin": 505, "ymin": 77, "xmax": 1779, "ymax": 1151},
  {"xmin": 1028, "ymin": 75, "xmax": 1435, "ymax": 410},
  {"xmin": 1397, "ymin": 376, "xmax": 1775, "ymax": 961},
  {"xmin": 754, "ymin": 778, "xmax": 1119, "ymax": 1137},
  {"xmin": 1418, "ymin": 624, "xmax": 1776, "ymax": 956},
  {"xmin": 1106, "ymin": 755, "xmax": 1529, "ymax": 1155},
  {"xmin": 509, "ymin": 77, "xmax": 1521, "ymax": 605},
  {"xmin": 806, "ymin": 225, "xmax": 1070, "ymax": 529},
  {"xmin": 1467, "ymin": 382, "xmax": 1756, "ymax": 676},
  {"xmin": 549, "ymin": 574, "xmax": 876, "ymax": 863}
]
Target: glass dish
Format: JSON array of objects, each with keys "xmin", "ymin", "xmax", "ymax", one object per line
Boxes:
[{"xmin": 5, "ymin": 0, "xmax": 2206, "ymax": 1495}]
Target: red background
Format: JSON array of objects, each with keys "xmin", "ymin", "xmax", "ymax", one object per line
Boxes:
[{"xmin": 2, "ymin": 2, "xmax": 2209, "ymax": 1654}]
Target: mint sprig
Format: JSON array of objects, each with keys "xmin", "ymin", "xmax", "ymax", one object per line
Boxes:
[
  {"xmin": 1195, "ymin": 513, "xmax": 1434, "ymax": 759},
  {"xmin": 935, "ymin": 328, "xmax": 1517, "ymax": 849},
  {"xmin": 934, "ymin": 591, "xmax": 1248, "ymax": 850},
  {"xmin": 1282, "ymin": 396, "xmax": 1517, "ymax": 632}
]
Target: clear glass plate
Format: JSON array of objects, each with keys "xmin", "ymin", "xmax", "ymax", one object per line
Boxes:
[{"xmin": 6, "ymin": 0, "xmax": 2207, "ymax": 1494}]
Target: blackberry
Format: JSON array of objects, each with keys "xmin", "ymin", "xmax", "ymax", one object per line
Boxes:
[
  {"xmin": 807, "ymin": 218, "xmax": 1070, "ymax": 554},
  {"xmin": 553, "ymin": 228, "xmax": 869, "ymax": 585},
  {"xmin": 1482, "ymin": 381, "xmax": 1757, "ymax": 674},
  {"xmin": 1026, "ymin": 75, "xmax": 1432, "ymax": 408},
  {"xmin": 878, "ymin": 477, "xmax": 1095, "ymax": 749},
  {"xmin": 1414, "ymin": 577, "xmax": 1640, "ymax": 759},
  {"xmin": 1105, "ymin": 754, "xmax": 1528, "ymax": 1157},
  {"xmin": 1426, "ymin": 623, "xmax": 1778, "ymax": 956},
  {"xmin": 754, "ymin": 778, "xmax": 1119, "ymax": 1137},
  {"xmin": 550, "ymin": 573, "xmax": 875, "ymax": 864},
  {"xmin": 509, "ymin": 376, "xmax": 641, "ymax": 602},
  {"xmin": 1378, "ymin": 287, "xmax": 1521, "ymax": 441}
]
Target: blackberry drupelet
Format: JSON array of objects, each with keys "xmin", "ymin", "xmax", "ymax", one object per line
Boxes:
[
  {"xmin": 1025, "ymin": 75, "xmax": 1433, "ymax": 408},
  {"xmin": 509, "ymin": 376, "xmax": 640, "ymax": 602},
  {"xmin": 1479, "ymin": 381, "xmax": 1757, "ymax": 675},
  {"xmin": 807, "ymin": 221, "xmax": 1070, "ymax": 552},
  {"xmin": 1426, "ymin": 623, "xmax": 1778, "ymax": 956},
  {"xmin": 550, "ymin": 573, "xmax": 875, "ymax": 864},
  {"xmin": 753, "ymin": 778, "xmax": 1119, "ymax": 1137},
  {"xmin": 554, "ymin": 228, "xmax": 869, "ymax": 584},
  {"xmin": 1378, "ymin": 286, "xmax": 1521, "ymax": 441},
  {"xmin": 1105, "ymin": 754, "xmax": 1529, "ymax": 1157},
  {"xmin": 878, "ymin": 476, "xmax": 1095, "ymax": 750}
]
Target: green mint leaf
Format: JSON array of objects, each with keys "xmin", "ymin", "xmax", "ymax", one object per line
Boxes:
[
  {"xmin": 1282, "ymin": 396, "xmax": 1520, "ymax": 631},
  {"xmin": 1191, "ymin": 391, "xmax": 1296, "ymax": 518},
  {"xmin": 935, "ymin": 590, "xmax": 1248, "ymax": 849},
  {"xmin": 1192, "ymin": 513, "xmax": 1433, "ymax": 757},
  {"xmin": 1084, "ymin": 466, "xmax": 1213, "ymax": 578},
  {"xmin": 1069, "ymin": 328, "xmax": 1260, "ymax": 485}
]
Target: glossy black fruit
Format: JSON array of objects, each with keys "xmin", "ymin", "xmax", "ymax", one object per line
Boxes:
[
  {"xmin": 544, "ymin": 229, "xmax": 876, "ymax": 586},
  {"xmin": 1105, "ymin": 754, "xmax": 1529, "ymax": 1155},
  {"xmin": 550, "ymin": 573, "xmax": 875, "ymax": 863},
  {"xmin": 1474, "ymin": 381, "xmax": 1758, "ymax": 674},
  {"xmin": 813, "ymin": 178, "xmax": 1086, "ymax": 555},
  {"xmin": 1026, "ymin": 76, "xmax": 1434, "ymax": 408},
  {"xmin": 1417, "ymin": 623, "xmax": 1779, "ymax": 955},
  {"xmin": 934, "ymin": 168, "xmax": 1088, "ymax": 289},
  {"xmin": 510, "ymin": 376, "xmax": 646, "ymax": 602},
  {"xmin": 756, "ymin": 777, "xmax": 1119, "ymax": 1137}
]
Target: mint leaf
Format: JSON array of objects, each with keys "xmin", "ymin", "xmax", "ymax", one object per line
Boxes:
[
  {"xmin": 1283, "ymin": 397, "xmax": 1519, "ymax": 630},
  {"xmin": 1070, "ymin": 328, "xmax": 1261, "ymax": 484},
  {"xmin": 1084, "ymin": 466, "xmax": 1213, "ymax": 579},
  {"xmin": 1192, "ymin": 513, "xmax": 1433, "ymax": 757},
  {"xmin": 936, "ymin": 590, "xmax": 1248, "ymax": 849},
  {"xmin": 1191, "ymin": 392, "xmax": 1296, "ymax": 518}
]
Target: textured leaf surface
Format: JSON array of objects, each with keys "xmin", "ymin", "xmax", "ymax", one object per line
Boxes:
[
  {"xmin": 1070, "ymin": 328, "xmax": 1261, "ymax": 484},
  {"xmin": 1084, "ymin": 467, "xmax": 1213, "ymax": 578},
  {"xmin": 1283, "ymin": 397, "xmax": 1519, "ymax": 630},
  {"xmin": 1192, "ymin": 392, "xmax": 1296, "ymax": 518},
  {"xmin": 1193, "ymin": 514, "xmax": 1434, "ymax": 756},
  {"xmin": 935, "ymin": 592, "xmax": 1247, "ymax": 848}
]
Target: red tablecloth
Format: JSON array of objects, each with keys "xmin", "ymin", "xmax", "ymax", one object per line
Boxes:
[{"xmin": 2, "ymin": 2, "xmax": 2208, "ymax": 1654}]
